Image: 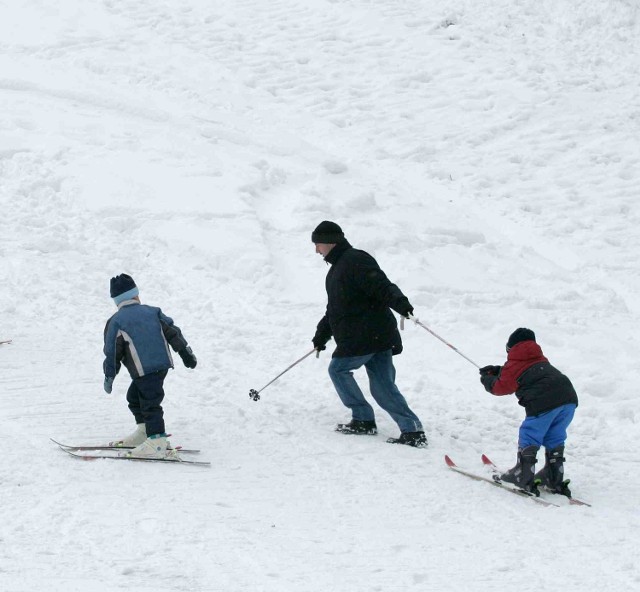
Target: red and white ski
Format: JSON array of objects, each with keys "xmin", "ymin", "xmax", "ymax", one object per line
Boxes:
[
  {"xmin": 481, "ymin": 454, "xmax": 591, "ymax": 507},
  {"xmin": 444, "ymin": 455, "xmax": 560, "ymax": 507}
]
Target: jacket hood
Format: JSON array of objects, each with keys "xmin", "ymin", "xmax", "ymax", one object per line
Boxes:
[{"xmin": 506, "ymin": 340, "xmax": 547, "ymax": 363}]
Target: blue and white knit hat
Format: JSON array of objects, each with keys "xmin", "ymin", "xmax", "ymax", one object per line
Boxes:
[{"xmin": 110, "ymin": 274, "xmax": 139, "ymax": 305}]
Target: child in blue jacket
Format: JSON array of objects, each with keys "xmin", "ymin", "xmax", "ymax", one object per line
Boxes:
[{"xmin": 103, "ymin": 274, "xmax": 197, "ymax": 458}]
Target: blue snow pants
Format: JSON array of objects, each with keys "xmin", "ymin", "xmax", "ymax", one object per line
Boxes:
[{"xmin": 519, "ymin": 403, "xmax": 576, "ymax": 449}]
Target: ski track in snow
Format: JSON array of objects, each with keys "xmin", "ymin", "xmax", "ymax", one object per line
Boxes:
[{"xmin": 1, "ymin": 1, "xmax": 640, "ymax": 591}]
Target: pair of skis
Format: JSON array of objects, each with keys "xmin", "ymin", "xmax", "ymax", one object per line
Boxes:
[
  {"xmin": 445, "ymin": 454, "xmax": 591, "ymax": 507},
  {"xmin": 51, "ymin": 439, "xmax": 211, "ymax": 467}
]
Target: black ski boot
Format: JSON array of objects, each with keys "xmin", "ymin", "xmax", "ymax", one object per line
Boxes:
[
  {"xmin": 499, "ymin": 445, "xmax": 540, "ymax": 495},
  {"xmin": 335, "ymin": 420, "xmax": 377, "ymax": 435},
  {"xmin": 386, "ymin": 431, "xmax": 428, "ymax": 448},
  {"xmin": 535, "ymin": 445, "xmax": 572, "ymax": 497}
]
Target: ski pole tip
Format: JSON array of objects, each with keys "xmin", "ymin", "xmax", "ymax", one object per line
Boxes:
[{"xmin": 249, "ymin": 388, "xmax": 260, "ymax": 401}]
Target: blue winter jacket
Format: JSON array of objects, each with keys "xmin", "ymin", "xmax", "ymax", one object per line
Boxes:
[{"xmin": 103, "ymin": 300, "xmax": 189, "ymax": 379}]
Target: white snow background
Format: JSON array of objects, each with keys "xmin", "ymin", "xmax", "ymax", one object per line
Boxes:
[{"xmin": 1, "ymin": 1, "xmax": 639, "ymax": 591}]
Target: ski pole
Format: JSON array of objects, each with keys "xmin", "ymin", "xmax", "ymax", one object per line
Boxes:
[
  {"xmin": 401, "ymin": 315, "xmax": 479, "ymax": 368},
  {"xmin": 249, "ymin": 348, "xmax": 319, "ymax": 401}
]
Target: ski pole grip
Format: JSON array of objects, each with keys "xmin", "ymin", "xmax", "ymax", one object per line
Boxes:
[{"xmin": 400, "ymin": 314, "xmax": 417, "ymax": 331}]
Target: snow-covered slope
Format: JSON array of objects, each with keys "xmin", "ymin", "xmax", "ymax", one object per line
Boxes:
[{"xmin": 1, "ymin": 1, "xmax": 639, "ymax": 591}]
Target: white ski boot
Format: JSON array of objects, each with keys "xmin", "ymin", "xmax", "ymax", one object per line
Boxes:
[
  {"xmin": 128, "ymin": 434, "xmax": 179, "ymax": 460},
  {"xmin": 110, "ymin": 423, "xmax": 147, "ymax": 448}
]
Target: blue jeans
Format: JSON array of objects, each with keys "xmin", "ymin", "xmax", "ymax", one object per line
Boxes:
[
  {"xmin": 328, "ymin": 349, "xmax": 422, "ymax": 433},
  {"xmin": 519, "ymin": 403, "xmax": 576, "ymax": 449}
]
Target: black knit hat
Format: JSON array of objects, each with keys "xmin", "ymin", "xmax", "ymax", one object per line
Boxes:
[
  {"xmin": 110, "ymin": 274, "xmax": 139, "ymax": 304},
  {"xmin": 311, "ymin": 221, "xmax": 345, "ymax": 244},
  {"xmin": 506, "ymin": 328, "xmax": 536, "ymax": 350}
]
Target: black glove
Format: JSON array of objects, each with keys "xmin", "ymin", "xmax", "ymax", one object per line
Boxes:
[
  {"xmin": 312, "ymin": 336, "xmax": 328, "ymax": 351},
  {"xmin": 396, "ymin": 299, "xmax": 414, "ymax": 319},
  {"xmin": 480, "ymin": 373, "xmax": 497, "ymax": 391},
  {"xmin": 479, "ymin": 365, "xmax": 501, "ymax": 377},
  {"xmin": 103, "ymin": 376, "xmax": 114, "ymax": 394},
  {"xmin": 179, "ymin": 346, "xmax": 197, "ymax": 369}
]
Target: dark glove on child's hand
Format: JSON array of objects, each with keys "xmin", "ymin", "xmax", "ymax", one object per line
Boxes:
[
  {"xmin": 479, "ymin": 365, "xmax": 501, "ymax": 376},
  {"xmin": 480, "ymin": 374, "xmax": 497, "ymax": 391},
  {"xmin": 179, "ymin": 346, "xmax": 197, "ymax": 369},
  {"xmin": 104, "ymin": 376, "xmax": 114, "ymax": 394}
]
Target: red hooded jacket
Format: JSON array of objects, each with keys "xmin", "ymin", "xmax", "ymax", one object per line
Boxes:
[
  {"xmin": 482, "ymin": 340, "xmax": 578, "ymax": 417},
  {"xmin": 490, "ymin": 341, "xmax": 548, "ymax": 395}
]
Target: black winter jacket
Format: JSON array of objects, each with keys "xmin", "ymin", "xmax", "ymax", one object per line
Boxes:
[{"xmin": 313, "ymin": 241, "xmax": 412, "ymax": 358}]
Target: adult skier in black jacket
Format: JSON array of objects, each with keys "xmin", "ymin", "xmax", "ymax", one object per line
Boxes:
[{"xmin": 311, "ymin": 221, "xmax": 426, "ymax": 447}]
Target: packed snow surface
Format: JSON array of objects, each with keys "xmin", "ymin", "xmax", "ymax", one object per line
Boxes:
[{"xmin": 1, "ymin": 1, "xmax": 639, "ymax": 591}]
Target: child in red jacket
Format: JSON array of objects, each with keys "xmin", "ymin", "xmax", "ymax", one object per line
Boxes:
[{"xmin": 479, "ymin": 328, "xmax": 578, "ymax": 497}]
